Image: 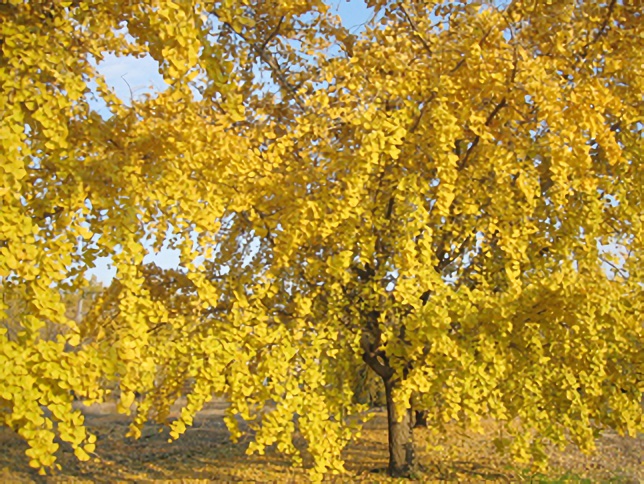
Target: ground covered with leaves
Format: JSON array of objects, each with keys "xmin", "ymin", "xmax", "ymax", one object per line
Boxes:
[{"xmin": 1, "ymin": 399, "xmax": 641, "ymax": 483}]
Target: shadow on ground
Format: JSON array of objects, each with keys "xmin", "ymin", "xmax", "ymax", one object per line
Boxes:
[{"xmin": 0, "ymin": 400, "xmax": 641, "ymax": 483}]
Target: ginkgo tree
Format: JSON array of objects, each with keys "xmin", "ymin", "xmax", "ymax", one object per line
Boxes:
[{"xmin": 1, "ymin": 0, "xmax": 643, "ymax": 480}]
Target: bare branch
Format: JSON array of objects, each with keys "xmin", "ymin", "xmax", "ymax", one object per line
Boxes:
[{"xmin": 260, "ymin": 16, "xmax": 285, "ymax": 52}]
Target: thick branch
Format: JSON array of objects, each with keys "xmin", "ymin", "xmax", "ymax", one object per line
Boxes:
[{"xmin": 361, "ymin": 333, "xmax": 394, "ymax": 380}]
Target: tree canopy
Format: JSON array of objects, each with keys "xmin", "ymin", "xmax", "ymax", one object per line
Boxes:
[{"xmin": 1, "ymin": 0, "xmax": 642, "ymax": 478}]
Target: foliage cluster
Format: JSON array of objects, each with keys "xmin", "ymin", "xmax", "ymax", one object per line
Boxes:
[{"xmin": 1, "ymin": 0, "xmax": 642, "ymax": 478}]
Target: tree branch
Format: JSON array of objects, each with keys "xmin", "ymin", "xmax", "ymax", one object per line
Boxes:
[
  {"xmin": 213, "ymin": 12, "xmax": 308, "ymax": 112},
  {"xmin": 399, "ymin": 5, "xmax": 432, "ymax": 56},
  {"xmin": 457, "ymin": 98, "xmax": 507, "ymax": 171},
  {"xmin": 579, "ymin": 0, "xmax": 617, "ymax": 61}
]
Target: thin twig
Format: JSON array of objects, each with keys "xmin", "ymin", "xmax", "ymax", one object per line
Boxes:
[
  {"xmin": 458, "ymin": 98, "xmax": 507, "ymax": 171},
  {"xmin": 399, "ymin": 4, "xmax": 432, "ymax": 56},
  {"xmin": 408, "ymin": 93, "xmax": 436, "ymax": 134},
  {"xmin": 579, "ymin": 0, "xmax": 617, "ymax": 60},
  {"xmin": 212, "ymin": 12, "xmax": 308, "ymax": 112}
]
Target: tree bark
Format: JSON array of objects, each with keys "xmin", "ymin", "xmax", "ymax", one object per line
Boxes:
[
  {"xmin": 383, "ymin": 378, "xmax": 417, "ymax": 477},
  {"xmin": 360, "ymin": 312, "xmax": 417, "ymax": 477},
  {"xmin": 414, "ymin": 409, "xmax": 428, "ymax": 428}
]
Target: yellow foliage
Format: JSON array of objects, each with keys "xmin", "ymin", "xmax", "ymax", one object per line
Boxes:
[{"xmin": 1, "ymin": 0, "xmax": 643, "ymax": 478}]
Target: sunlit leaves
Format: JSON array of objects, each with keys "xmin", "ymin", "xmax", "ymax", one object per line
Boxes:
[{"xmin": 1, "ymin": 0, "xmax": 643, "ymax": 478}]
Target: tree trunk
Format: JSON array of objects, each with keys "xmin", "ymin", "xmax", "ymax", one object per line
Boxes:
[
  {"xmin": 384, "ymin": 378, "xmax": 417, "ymax": 477},
  {"xmin": 414, "ymin": 409, "xmax": 428, "ymax": 428}
]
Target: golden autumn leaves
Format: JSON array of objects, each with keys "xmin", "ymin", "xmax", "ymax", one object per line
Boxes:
[{"xmin": 1, "ymin": 0, "xmax": 643, "ymax": 479}]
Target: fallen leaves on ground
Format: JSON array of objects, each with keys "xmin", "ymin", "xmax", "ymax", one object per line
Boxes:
[{"xmin": 0, "ymin": 400, "xmax": 641, "ymax": 483}]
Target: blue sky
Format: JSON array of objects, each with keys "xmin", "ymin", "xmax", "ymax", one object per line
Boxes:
[
  {"xmin": 88, "ymin": 1, "xmax": 372, "ymax": 283},
  {"xmin": 94, "ymin": 1, "xmax": 371, "ymax": 105}
]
